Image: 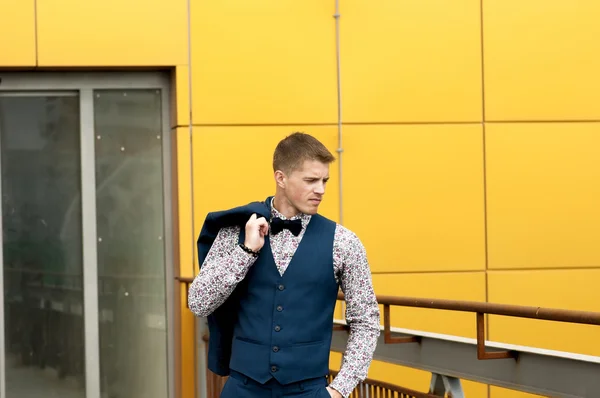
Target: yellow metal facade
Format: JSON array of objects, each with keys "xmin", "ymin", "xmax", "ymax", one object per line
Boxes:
[{"xmin": 2, "ymin": 1, "xmax": 600, "ymax": 397}]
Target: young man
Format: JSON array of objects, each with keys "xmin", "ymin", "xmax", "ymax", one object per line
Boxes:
[{"xmin": 188, "ymin": 132, "xmax": 380, "ymax": 397}]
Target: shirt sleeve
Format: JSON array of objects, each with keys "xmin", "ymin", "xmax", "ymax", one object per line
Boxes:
[
  {"xmin": 328, "ymin": 225, "xmax": 381, "ymax": 398},
  {"xmin": 187, "ymin": 225, "xmax": 257, "ymax": 317}
]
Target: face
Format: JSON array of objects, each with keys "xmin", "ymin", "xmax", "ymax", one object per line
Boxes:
[{"xmin": 275, "ymin": 159, "xmax": 329, "ymax": 216}]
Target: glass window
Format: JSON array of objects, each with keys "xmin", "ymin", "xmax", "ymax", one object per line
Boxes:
[
  {"xmin": 0, "ymin": 92, "xmax": 85, "ymax": 398},
  {"xmin": 94, "ymin": 89, "xmax": 168, "ymax": 398}
]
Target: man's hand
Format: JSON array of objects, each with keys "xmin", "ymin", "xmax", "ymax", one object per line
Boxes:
[
  {"xmin": 326, "ymin": 386, "xmax": 343, "ymax": 398},
  {"xmin": 244, "ymin": 213, "xmax": 269, "ymax": 252}
]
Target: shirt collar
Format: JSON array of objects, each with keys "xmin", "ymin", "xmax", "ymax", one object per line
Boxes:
[{"xmin": 270, "ymin": 197, "xmax": 311, "ymax": 227}]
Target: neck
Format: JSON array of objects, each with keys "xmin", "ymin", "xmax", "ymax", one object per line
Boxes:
[{"xmin": 272, "ymin": 194, "xmax": 300, "ymax": 219}]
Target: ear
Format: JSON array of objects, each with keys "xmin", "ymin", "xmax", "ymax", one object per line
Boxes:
[{"xmin": 274, "ymin": 170, "xmax": 286, "ymax": 188}]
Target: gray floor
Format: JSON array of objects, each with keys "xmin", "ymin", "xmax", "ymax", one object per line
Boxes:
[{"xmin": 5, "ymin": 355, "xmax": 84, "ymax": 398}]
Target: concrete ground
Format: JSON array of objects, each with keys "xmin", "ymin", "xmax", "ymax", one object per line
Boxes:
[{"xmin": 5, "ymin": 355, "xmax": 84, "ymax": 398}]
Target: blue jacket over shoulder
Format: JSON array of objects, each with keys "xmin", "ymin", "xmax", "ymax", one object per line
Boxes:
[{"xmin": 196, "ymin": 198, "xmax": 272, "ymax": 376}]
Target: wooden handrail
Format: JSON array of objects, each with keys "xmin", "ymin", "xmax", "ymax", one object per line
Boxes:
[
  {"xmin": 178, "ymin": 276, "xmax": 600, "ymax": 361},
  {"xmin": 177, "ymin": 276, "xmax": 600, "ymax": 326},
  {"xmin": 359, "ymin": 293, "xmax": 600, "ymax": 326}
]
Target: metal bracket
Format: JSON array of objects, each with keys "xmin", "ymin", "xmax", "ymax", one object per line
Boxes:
[
  {"xmin": 383, "ymin": 304, "xmax": 421, "ymax": 344},
  {"xmin": 430, "ymin": 373, "xmax": 465, "ymax": 398},
  {"xmin": 476, "ymin": 312, "xmax": 517, "ymax": 360}
]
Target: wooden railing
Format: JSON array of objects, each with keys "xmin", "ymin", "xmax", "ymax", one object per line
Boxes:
[
  {"xmin": 181, "ymin": 276, "xmax": 600, "ymax": 397},
  {"xmin": 327, "ymin": 370, "xmax": 441, "ymax": 398}
]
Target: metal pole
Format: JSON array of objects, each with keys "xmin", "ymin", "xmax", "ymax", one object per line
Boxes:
[
  {"xmin": 0, "ymin": 93, "xmax": 7, "ymax": 398},
  {"xmin": 430, "ymin": 373, "xmax": 465, "ymax": 398},
  {"xmin": 333, "ymin": 0, "xmax": 344, "ymax": 227},
  {"xmin": 80, "ymin": 89, "xmax": 101, "ymax": 398}
]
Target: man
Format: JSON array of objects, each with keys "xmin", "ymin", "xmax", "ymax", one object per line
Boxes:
[{"xmin": 188, "ymin": 132, "xmax": 380, "ymax": 397}]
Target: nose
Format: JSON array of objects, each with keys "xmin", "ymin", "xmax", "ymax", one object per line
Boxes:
[{"xmin": 314, "ymin": 181, "xmax": 325, "ymax": 195}]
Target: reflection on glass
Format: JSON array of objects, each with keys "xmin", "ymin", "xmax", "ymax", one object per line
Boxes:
[
  {"xmin": 0, "ymin": 93, "xmax": 85, "ymax": 398},
  {"xmin": 94, "ymin": 90, "xmax": 168, "ymax": 398}
]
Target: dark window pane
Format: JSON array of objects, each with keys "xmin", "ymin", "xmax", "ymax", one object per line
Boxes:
[{"xmin": 1, "ymin": 93, "xmax": 85, "ymax": 398}]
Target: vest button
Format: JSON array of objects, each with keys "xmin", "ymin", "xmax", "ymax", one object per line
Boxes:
[
  {"xmin": 278, "ymin": 284, "xmax": 285, "ymax": 291},
  {"xmin": 274, "ymin": 325, "xmax": 281, "ymax": 332},
  {"xmin": 273, "ymin": 346, "xmax": 279, "ymax": 352},
  {"xmin": 271, "ymin": 366, "xmax": 278, "ymax": 372},
  {"xmin": 276, "ymin": 305, "xmax": 283, "ymax": 312}
]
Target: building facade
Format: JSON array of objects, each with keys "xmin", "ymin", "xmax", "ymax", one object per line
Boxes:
[{"xmin": 1, "ymin": 1, "xmax": 599, "ymax": 398}]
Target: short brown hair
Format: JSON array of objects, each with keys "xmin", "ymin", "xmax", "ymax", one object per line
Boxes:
[{"xmin": 273, "ymin": 132, "xmax": 335, "ymax": 173}]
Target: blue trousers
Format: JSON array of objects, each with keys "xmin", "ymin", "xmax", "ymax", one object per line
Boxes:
[{"xmin": 220, "ymin": 371, "xmax": 330, "ymax": 398}]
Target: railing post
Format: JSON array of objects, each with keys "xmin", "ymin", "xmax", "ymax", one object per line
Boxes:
[
  {"xmin": 476, "ymin": 312, "xmax": 517, "ymax": 360},
  {"xmin": 430, "ymin": 373, "xmax": 465, "ymax": 398},
  {"xmin": 383, "ymin": 304, "xmax": 421, "ymax": 344},
  {"xmin": 195, "ymin": 317, "xmax": 208, "ymax": 398}
]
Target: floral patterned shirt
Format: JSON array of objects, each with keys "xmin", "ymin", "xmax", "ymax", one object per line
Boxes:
[{"xmin": 188, "ymin": 201, "xmax": 380, "ymax": 397}]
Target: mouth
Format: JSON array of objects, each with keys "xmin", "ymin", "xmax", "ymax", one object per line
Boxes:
[{"xmin": 309, "ymin": 199, "xmax": 321, "ymax": 204}]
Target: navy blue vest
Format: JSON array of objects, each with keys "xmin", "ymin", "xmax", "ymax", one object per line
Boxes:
[
  {"xmin": 195, "ymin": 197, "xmax": 339, "ymax": 384},
  {"xmin": 230, "ymin": 209, "xmax": 338, "ymax": 385}
]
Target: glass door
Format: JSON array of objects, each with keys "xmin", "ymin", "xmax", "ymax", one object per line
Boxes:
[{"xmin": 0, "ymin": 73, "xmax": 174, "ymax": 398}]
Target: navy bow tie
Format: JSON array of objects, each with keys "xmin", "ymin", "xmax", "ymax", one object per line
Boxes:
[{"xmin": 270, "ymin": 217, "xmax": 302, "ymax": 236}]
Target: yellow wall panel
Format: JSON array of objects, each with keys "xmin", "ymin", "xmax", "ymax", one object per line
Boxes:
[
  {"xmin": 36, "ymin": 0, "xmax": 188, "ymax": 66},
  {"xmin": 455, "ymin": 379, "xmax": 489, "ymax": 398},
  {"xmin": 340, "ymin": 0, "xmax": 482, "ymax": 123},
  {"xmin": 171, "ymin": 66, "xmax": 190, "ymax": 128},
  {"xmin": 334, "ymin": 300, "xmax": 344, "ymax": 320},
  {"xmin": 329, "ymin": 351, "xmax": 343, "ymax": 371},
  {"xmin": 486, "ymin": 123, "xmax": 600, "ymax": 269},
  {"xmin": 0, "ymin": 0, "xmax": 36, "ymax": 66},
  {"xmin": 488, "ymin": 270, "xmax": 600, "ymax": 356},
  {"xmin": 373, "ymin": 272, "xmax": 486, "ymax": 338},
  {"xmin": 490, "ymin": 386, "xmax": 544, "ymax": 398},
  {"xmin": 192, "ymin": 126, "xmax": 340, "ymax": 243},
  {"xmin": 174, "ymin": 127, "xmax": 194, "ymax": 276},
  {"xmin": 343, "ymin": 124, "xmax": 485, "ymax": 273},
  {"xmin": 174, "ymin": 127, "xmax": 195, "ymax": 398},
  {"xmin": 484, "ymin": 0, "xmax": 600, "ymax": 121},
  {"xmin": 190, "ymin": 0, "xmax": 337, "ymax": 124}
]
